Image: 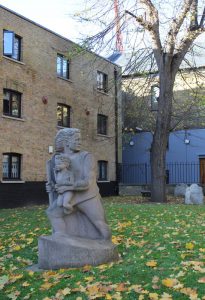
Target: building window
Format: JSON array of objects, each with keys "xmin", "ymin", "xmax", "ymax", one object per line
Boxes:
[
  {"xmin": 2, "ymin": 153, "xmax": 21, "ymax": 180},
  {"xmin": 98, "ymin": 160, "xmax": 108, "ymax": 181},
  {"xmin": 97, "ymin": 114, "xmax": 108, "ymax": 135},
  {"xmin": 57, "ymin": 104, "xmax": 71, "ymax": 127},
  {"xmin": 3, "ymin": 30, "xmax": 22, "ymax": 61},
  {"xmin": 3, "ymin": 89, "xmax": 21, "ymax": 118},
  {"xmin": 97, "ymin": 71, "xmax": 108, "ymax": 93},
  {"xmin": 151, "ymin": 85, "xmax": 159, "ymax": 111},
  {"xmin": 57, "ymin": 54, "xmax": 69, "ymax": 79}
]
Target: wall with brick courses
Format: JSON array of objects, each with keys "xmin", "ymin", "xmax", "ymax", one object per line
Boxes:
[{"xmin": 0, "ymin": 6, "xmax": 121, "ymax": 204}]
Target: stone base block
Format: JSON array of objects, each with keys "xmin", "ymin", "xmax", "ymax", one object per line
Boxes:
[{"xmin": 38, "ymin": 235, "xmax": 119, "ymax": 269}]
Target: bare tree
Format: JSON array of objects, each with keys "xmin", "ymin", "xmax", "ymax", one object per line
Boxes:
[{"xmin": 74, "ymin": 0, "xmax": 205, "ymax": 202}]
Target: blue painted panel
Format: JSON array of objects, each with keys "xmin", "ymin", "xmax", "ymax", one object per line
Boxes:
[{"xmin": 122, "ymin": 129, "xmax": 205, "ymax": 184}]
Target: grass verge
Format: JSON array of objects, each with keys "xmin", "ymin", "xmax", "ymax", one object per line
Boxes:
[{"xmin": 0, "ymin": 197, "xmax": 205, "ymax": 299}]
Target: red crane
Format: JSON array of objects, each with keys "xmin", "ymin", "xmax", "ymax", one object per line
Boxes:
[{"xmin": 114, "ymin": 0, "xmax": 123, "ymax": 53}]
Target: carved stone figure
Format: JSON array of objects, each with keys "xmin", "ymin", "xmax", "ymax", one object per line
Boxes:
[
  {"xmin": 38, "ymin": 128, "xmax": 118, "ymax": 269},
  {"xmin": 174, "ymin": 183, "xmax": 188, "ymax": 197},
  {"xmin": 185, "ymin": 184, "xmax": 204, "ymax": 205}
]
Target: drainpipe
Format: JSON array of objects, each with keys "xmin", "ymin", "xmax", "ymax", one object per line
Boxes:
[{"xmin": 114, "ymin": 67, "xmax": 119, "ymax": 195}]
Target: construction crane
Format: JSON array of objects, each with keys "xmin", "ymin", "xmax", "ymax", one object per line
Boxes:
[{"xmin": 114, "ymin": 0, "xmax": 123, "ymax": 53}]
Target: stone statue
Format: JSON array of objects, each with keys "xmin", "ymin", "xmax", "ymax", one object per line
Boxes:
[
  {"xmin": 185, "ymin": 183, "xmax": 204, "ymax": 205},
  {"xmin": 38, "ymin": 128, "xmax": 118, "ymax": 269}
]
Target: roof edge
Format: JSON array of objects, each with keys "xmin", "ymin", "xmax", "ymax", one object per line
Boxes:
[{"xmin": 0, "ymin": 4, "xmax": 121, "ymax": 68}]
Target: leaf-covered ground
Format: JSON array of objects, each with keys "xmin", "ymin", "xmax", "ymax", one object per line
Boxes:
[{"xmin": 0, "ymin": 197, "xmax": 205, "ymax": 299}]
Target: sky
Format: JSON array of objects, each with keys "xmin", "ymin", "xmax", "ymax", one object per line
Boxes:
[{"xmin": 0, "ymin": 0, "xmax": 89, "ymax": 43}]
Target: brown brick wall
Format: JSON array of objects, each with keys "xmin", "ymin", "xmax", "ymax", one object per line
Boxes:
[{"xmin": 0, "ymin": 6, "xmax": 121, "ymax": 184}]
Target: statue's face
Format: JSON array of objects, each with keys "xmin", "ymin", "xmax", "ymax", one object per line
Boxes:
[{"xmin": 69, "ymin": 132, "xmax": 81, "ymax": 152}]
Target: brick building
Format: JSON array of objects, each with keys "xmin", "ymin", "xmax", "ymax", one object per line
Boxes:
[{"xmin": 0, "ymin": 5, "xmax": 122, "ymax": 208}]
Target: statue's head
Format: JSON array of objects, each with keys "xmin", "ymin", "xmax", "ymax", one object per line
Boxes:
[{"xmin": 55, "ymin": 128, "xmax": 81, "ymax": 153}]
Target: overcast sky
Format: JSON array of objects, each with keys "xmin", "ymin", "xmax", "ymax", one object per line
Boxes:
[{"xmin": 0, "ymin": 0, "xmax": 88, "ymax": 43}]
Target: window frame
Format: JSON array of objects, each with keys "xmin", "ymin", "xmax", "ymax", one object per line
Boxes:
[
  {"xmin": 57, "ymin": 103, "xmax": 71, "ymax": 128},
  {"xmin": 98, "ymin": 160, "xmax": 108, "ymax": 181},
  {"xmin": 151, "ymin": 85, "xmax": 159, "ymax": 111},
  {"xmin": 57, "ymin": 54, "xmax": 70, "ymax": 79},
  {"xmin": 3, "ymin": 89, "xmax": 22, "ymax": 118},
  {"xmin": 97, "ymin": 114, "xmax": 108, "ymax": 135},
  {"xmin": 3, "ymin": 30, "xmax": 22, "ymax": 61},
  {"xmin": 2, "ymin": 153, "xmax": 21, "ymax": 180},
  {"xmin": 97, "ymin": 71, "xmax": 108, "ymax": 93}
]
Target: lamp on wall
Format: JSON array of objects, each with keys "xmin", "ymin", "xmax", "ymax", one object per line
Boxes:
[
  {"xmin": 48, "ymin": 146, "xmax": 53, "ymax": 154},
  {"xmin": 184, "ymin": 139, "xmax": 190, "ymax": 144},
  {"xmin": 129, "ymin": 140, "xmax": 135, "ymax": 146}
]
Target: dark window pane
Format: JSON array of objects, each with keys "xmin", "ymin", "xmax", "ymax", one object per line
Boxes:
[
  {"xmin": 13, "ymin": 36, "xmax": 21, "ymax": 60},
  {"xmin": 2, "ymin": 155, "xmax": 9, "ymax": 178},
  {"xmin": 3, "ymin": 153, "xmax": 21, "ymax": 180},
  {"xmin": 57, "ymin": 56, "xmax": 61, "ymax": 76},
  {"xmin": 11, "ymin": 156, "xmax": 20, "ymax": 178},
  {"xmin": 97, "ymin": 71, "xmax": 108, "ymax": 92},
  {"xmin": 3, "ymin": 89, "xmax": 21, "ymax": 118},
  {"xmin": 11, "ymin": 94, "xmax": 20, "ymax": 117},
  {"xmin": 3, "ymin": 30, "xmax": 14, "ymax": 55},
  {"xmin": 151, "ymin": 86, "xmax": 159, "ymax": 111},
  {"xmin": 57, "ymin": 104, "xmax": 70, "ymax": 127},
  {"xmin": 98, "ymin": 161, "xmax": 108, "ymax": 181},
  {"xmin": 3, "ymin": 91, "xmax": 10, "ymax": 114},
  {"xmin": 97, "ymin": 114, "xmax": 107, "ymax": 135},
  {"xmin": 57, "ymin": 54, "xmax": 69, "ymax": 79}
]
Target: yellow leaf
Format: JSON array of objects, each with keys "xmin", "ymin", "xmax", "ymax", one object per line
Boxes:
[
  {"xmin": 112, "ymin": 236, "xmax": 122, "ymax": 245},
  {"xmin": 185, "ymin": 242, "xmax": 194, "ymax": 250},
  {"xmin": 13, "ymin": 245, "xmax": 21, "ymax": 251},
  {"xmin": 26, "ymin": 238, "xmax": 34, "ymax": 245},
  {"xmin": 9, "ymin": 274, "xmax": 23, "ymax": 283},
  {"xmin": 22, "ymin": 281, "xmax": 30, "ymax": 287},
  {"xmin": 98, "ymin": 264, "xmax": 108, "ymax": 270},
  {"xmin": 180, "ymin": 287, "xmax": 198, "ymax": 298},
  {"xmin": 62, "ymin": 287, "xmax": 71, "ymax": 295},
  {"xmin": 40, "ymin": 282, "xmax": 53, "ymax": 290},
  {"xmin": 160, "ymin": 292, "xmax": 173, "ymax": 300},
  {"xmin": 112, "ymin": 292, "xmax": 122, "ymax": 300},
  {"xmin": 115, "ymin": 283, "xmax": 127, "ymax": 292},
  {"xmin": 146, "ymin": 261, "xmax": 157, "ymax": 267},
  {"xmin": 198, "ymin": 277, "xmax": 205, "ymax": 283},
  {"xmin": 87, "ymin": 284, "xmax": 99, "ymax": 295},
  {"xmin": 28, "ymin": 271, "xmax": 34, "ymax": 277},
  {"xmin": 139, "ymin": 296, "xmax": 145, "ymax": 300},
  {"xmin": 162, "ymin": 278, "xmax": 178, "ymax": 288},
  {"xmin": 82, "ymin": 264, "xmax": 92, "ymax": 272},
  {"xmin": 105, "ymin": 294, "xmax": 112, "ymax": 300},
  {"xmin": 149, "ymin": 292, "xmax": 159, "ymax": 300},
  {"xmin": 85, "ymin": 276, "xmax": 94, "ymax": 282}
]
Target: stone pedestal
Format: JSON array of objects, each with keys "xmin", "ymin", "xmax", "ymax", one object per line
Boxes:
[{"xmin": 38, "ymin": 235, "xmax": 119, "ymax": 269}]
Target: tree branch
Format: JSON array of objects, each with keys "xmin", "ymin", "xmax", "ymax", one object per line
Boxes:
[
  {"xmin": 199, "ymin": 5, "xmax": 205, "ymax": 27},
  {"xmin": 125, "ymin": 0, "xmax": 162, "ymax": 67},
  {"xmin": 166, "ymin": 0, "xmax": 194, "ymax": 54}
]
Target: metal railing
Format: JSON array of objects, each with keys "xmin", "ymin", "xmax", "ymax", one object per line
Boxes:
[{"xmin": 119, "ymin": 162, "xmax": 200, "ymax": 185}]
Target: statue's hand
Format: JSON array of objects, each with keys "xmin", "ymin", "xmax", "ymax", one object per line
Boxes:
[
  {"xmin": 45, "ymin": 182, "xmax": 53, "ymax": 193},
  {"xmin": 74, "ymin": 180, "xmax": 89, "ymax": 190},
  {"xmin": 55, "ymin": 185, "xmax": 72, "ymax": 194}
]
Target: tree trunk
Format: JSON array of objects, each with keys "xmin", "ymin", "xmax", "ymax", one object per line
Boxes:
[{"xmin": 150, "ymin": 55, "xmax": 175, "ymax": 202}]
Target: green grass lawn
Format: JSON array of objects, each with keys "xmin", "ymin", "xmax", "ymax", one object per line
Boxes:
[{"xmin": 0, "ymin": 197, "xmax": 205, "ymax": 299}]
